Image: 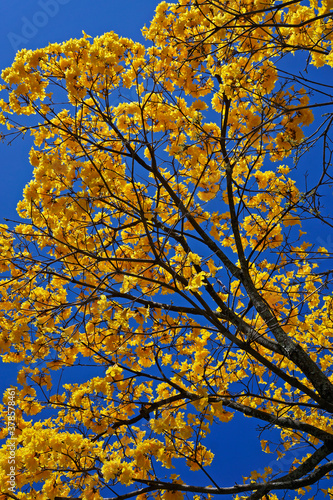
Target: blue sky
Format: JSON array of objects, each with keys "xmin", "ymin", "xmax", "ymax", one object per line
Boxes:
[
  {"xmin": 0, "ymin": 0, "xmax": 332, "ymax": 497},
  {"xmin": 0, "ymin": 0, "xmax": 162, "ymax": 223}
]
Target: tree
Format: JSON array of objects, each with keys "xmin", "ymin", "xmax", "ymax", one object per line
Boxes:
[{"xmin": 0, "ymin": 0, "xmax": 333, "ymax": 498}]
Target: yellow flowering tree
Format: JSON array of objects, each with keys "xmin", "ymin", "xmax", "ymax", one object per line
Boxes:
[{"xmin": 0, "ymin": 1, "xmax": 333, "ymax": 499}]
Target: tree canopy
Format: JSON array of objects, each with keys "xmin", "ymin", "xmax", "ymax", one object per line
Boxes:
[{"xmin": 1, "ymin": 0, "xmax": 333, "ymax": 499}]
